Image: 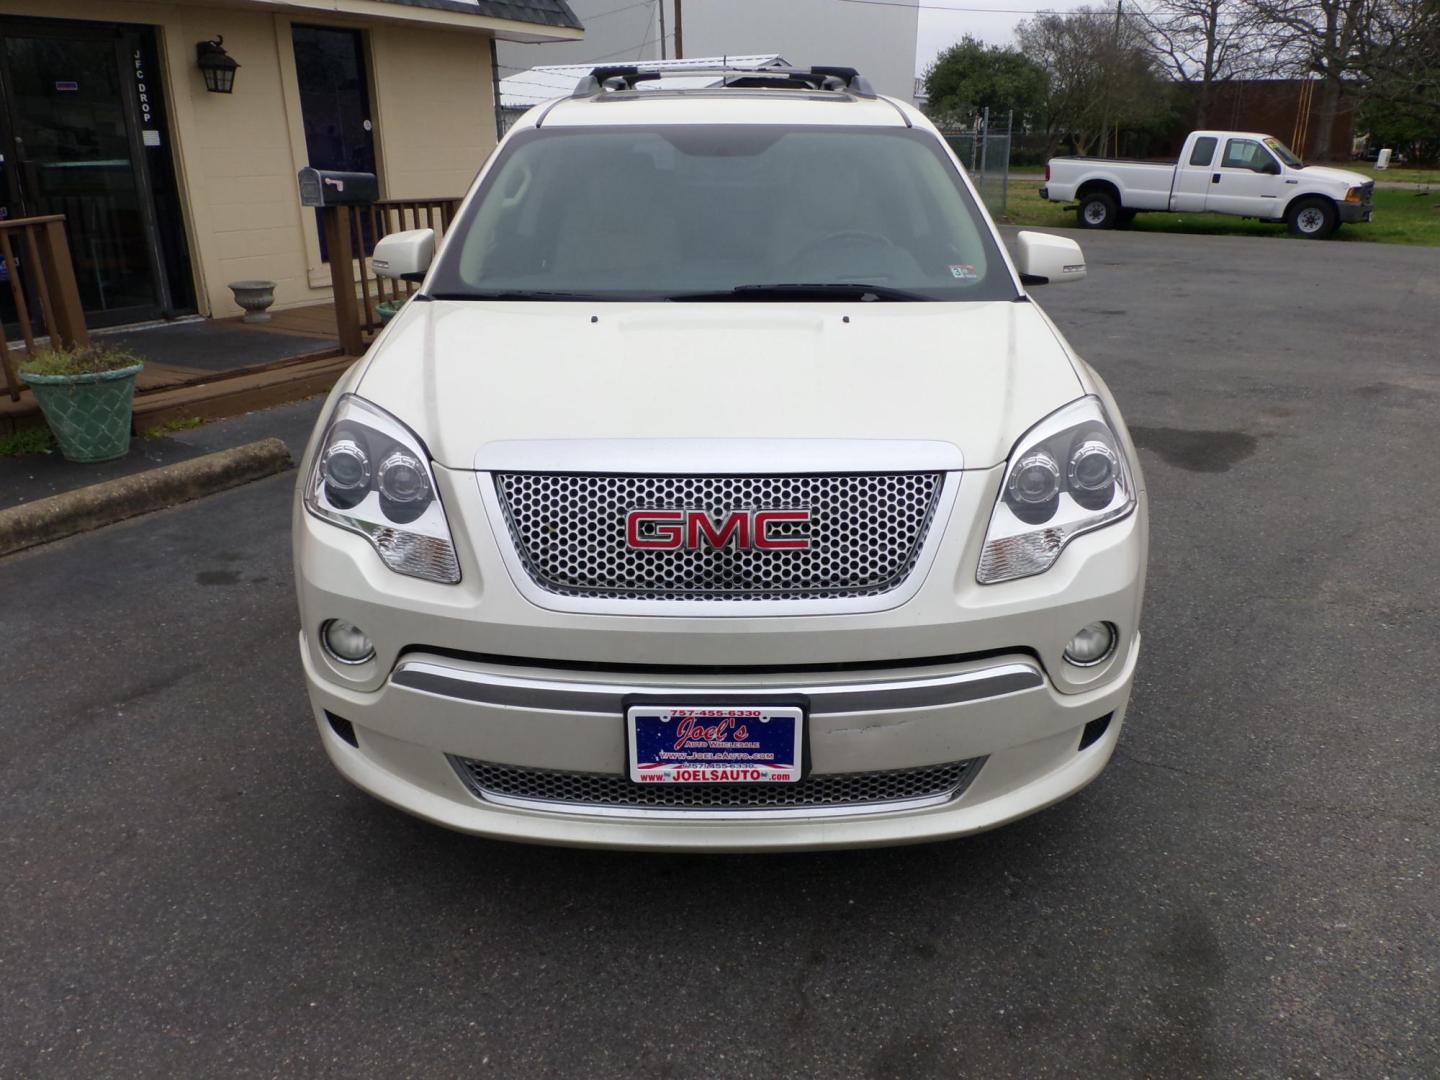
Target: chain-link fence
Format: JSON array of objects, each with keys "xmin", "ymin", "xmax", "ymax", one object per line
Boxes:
[{"xmin": 942, "ymin": 109, "xmax": 1014, "ymax": 218}]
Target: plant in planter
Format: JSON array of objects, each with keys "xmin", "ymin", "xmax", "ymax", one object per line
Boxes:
[
  {"xmin": 18, "ymin": 343, "xmax": 145, "ymax": 463},
  {"xmin": 375, "ymin": 297, "xmax": 407, "ymax": 324}
]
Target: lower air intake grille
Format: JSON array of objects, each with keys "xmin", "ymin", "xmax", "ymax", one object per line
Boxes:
[
  {"xmin": 491, "ymin": 471, "xmax": 945, "ymax": 600},
  {"xmin": 450, "ymin": 756, "xmax": 982, "ymax": 814}
]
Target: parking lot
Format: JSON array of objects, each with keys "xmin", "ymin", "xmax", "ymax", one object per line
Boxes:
[{"xmin": 3, "ymin": 228, "xmax": 1438, "ymax": 1078}]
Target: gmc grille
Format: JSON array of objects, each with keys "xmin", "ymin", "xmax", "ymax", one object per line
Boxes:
[{"xmin": 492, "ymin": 472, "xmax": 945, "ymax": 601}]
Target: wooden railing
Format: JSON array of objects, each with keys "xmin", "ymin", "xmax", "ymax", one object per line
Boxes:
[
  {"xmin": 321, "ymin": 198, "xmax": 461, "ymax": 356},
  {"xmin": 0, "ymin": 215, "xmax": 90, "ymax": 401}
]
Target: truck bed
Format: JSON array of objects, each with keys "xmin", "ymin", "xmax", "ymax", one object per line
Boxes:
[{"xmin": 1043, "ymin": 156, "xmax": 1180, "ymax": 211}]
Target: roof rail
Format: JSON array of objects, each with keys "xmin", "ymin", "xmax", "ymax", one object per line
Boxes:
[{"xmin": 571, "ymin": 64, "xmax": 877, "ymax": 99}]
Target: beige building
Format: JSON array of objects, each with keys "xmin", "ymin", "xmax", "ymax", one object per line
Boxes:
[{"xmin": 0, "ymin": 0, "xmax": 581, "ymax": 330}]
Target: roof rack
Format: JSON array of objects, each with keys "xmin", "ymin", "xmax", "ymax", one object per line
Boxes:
[{"xmin": 571, "ymin": 64, "xmax": 877, "ymax": 100}]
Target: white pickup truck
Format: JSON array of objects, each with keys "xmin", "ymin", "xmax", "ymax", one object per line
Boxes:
[{"xmin": 1042, "ymin": 130, "xmax": 1374, "ymax": 239}]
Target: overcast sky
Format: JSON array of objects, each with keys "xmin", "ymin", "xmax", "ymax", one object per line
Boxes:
[{"xmin": 914, "ymin": 0, "xmax": 1108, "ymax": 75}]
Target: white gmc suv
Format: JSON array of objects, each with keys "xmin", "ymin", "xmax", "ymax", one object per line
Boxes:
[{"xmin": 293, "ymin": 65, "xmax": 1148, "ymax": 851}]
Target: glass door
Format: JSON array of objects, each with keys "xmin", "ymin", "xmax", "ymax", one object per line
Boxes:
[{"xmin": 0, "ymin": 22, "xmax": 171, "ymax": 327}]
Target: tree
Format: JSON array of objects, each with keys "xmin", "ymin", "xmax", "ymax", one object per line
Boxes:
[
  {"xmin": 1018, "ymin": 7, "xmax": 1175, "ymax": 156},
  {"xmin": 1358, "ymin": 0, "xmax": 1440, "ymax": 161},
  {"xmin": 1240, "ymin": 0, "xmax": 1387, "ymax": 160},
  {"xmin": 1139, "ymin": 0, "xmax": 1267, "ymax": 127},
  {"xmin": 922, "ymin": 36, "xmax": 1049, "ymax": 128}
]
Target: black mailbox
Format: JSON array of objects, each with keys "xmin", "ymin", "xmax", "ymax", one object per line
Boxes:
[{"xmin": 298, "ymin": 168, "xmax": 379, "ymax": 207}]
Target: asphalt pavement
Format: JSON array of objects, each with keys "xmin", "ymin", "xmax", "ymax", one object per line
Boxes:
[{"xmin": 2, "ymin": 229, "xmax": 1438, "ymax": 1079}]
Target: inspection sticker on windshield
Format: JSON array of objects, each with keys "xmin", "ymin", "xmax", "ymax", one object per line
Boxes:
[
  {"xmin": 627, "ymin": 706, "xmax": 802, "ymax": 784},
  {"xmin": 948, "ymin": 264, "xmax": 978, "ymax": 279}
]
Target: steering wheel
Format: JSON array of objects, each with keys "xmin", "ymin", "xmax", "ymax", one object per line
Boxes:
[{"xmin": 790, "ymin": 229, "xmax": 898, "ymax": 263}]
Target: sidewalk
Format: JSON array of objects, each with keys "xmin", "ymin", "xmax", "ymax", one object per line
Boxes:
[{"xmin": 1, "ymin": 397, "xmax": 325, "ymax": 512}]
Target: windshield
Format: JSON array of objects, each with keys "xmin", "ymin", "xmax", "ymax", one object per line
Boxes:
[
  {"xmin": 427, "ymin": 125, "xmax": 1017, "ymax": 302},
  {"xmin": 1263, "ymin": 137, "xmax": 1304, "ymax": 168}
]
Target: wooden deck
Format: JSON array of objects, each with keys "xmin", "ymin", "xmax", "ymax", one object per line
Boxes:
[
  {"xmin": 2, "ymin": 302, "xmax": 354, "ymax": 436},
  {"xmin": 219, "ymin": 300, "xmax": 345, "ymax": 341}
]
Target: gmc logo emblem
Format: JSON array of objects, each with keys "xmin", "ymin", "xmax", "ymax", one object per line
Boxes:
[{"xmin": 625, "ymin": 509, "xmax": 812, "ymax": 551}]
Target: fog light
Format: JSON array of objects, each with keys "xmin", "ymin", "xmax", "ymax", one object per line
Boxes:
[
  {"xmin": 1064, "ymin": 621, "xmax": 1116, "ymax": 666},
  {"xmin": 322, "ymin": 619, "xmax": 374, "ymax": 665}
]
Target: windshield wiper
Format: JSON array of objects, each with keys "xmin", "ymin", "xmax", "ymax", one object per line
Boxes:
[
  {"xmin": 430, "ymin": 284, "xmax": 934, "ymax": 303},
  {"xmin": 667, "ymin": 283, "xmax": 932, "ymax": 302},
  {"xmin": 429, "ymin": 289, "xmax": 641, "ymax": 302}
]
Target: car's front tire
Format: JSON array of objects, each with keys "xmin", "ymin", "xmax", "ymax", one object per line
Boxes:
[{"xmin": 1287, "ymin": 197, "xmax": 1337, "ymax": 239}]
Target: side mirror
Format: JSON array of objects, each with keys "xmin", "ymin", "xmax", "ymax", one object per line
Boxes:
[
  {"xmin": 371, "ymin": 229, "xmax": 435, "ymax": 282},
  {"xmin": 1014, "ymin": 231, "xmax": 1086, "ymax": 287}
]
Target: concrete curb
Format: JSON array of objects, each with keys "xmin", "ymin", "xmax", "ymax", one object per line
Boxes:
[{"xmin": 0, "ymin": 438, "xmax": 293, "ymax": 558}]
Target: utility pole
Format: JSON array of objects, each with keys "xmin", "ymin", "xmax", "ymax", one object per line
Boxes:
[
  {"xmin": 1100, "ymin": 0, "xmax": 1123, "ymax": 156},
  {"xmin": 658, "ymin": 0, "xmax": 666, "ymax": 59},
  {"xmin": 674, "ymin": 0, "xmax": 684, "ymax": 60}
]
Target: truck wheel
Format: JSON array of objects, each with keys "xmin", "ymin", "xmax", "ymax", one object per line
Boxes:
[
  {"xmin": 1287, "ymin": 198, "xmax": 1337, "ymax": 239},
  {"xmin": 1078, "ymin": 191, "xmax": 1119, "ymax": 229}
]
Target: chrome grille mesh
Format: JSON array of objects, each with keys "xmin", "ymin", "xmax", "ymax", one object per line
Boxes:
[
  {"xmin": 450, "ymin": 757, "xmax": 981, "ymax": 812},
  {"xmin": 492, "ymin": 472, "xmax": 944, "ymax": 600}
]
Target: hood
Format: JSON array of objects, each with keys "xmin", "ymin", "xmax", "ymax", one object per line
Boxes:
[
  {"xmin": 1294, "ymin": 164, "xmax": 1369, "ymax": 188},
  {"xmin": 357, "ymin": 299, "xmax": 1084, "ymax": 471}
]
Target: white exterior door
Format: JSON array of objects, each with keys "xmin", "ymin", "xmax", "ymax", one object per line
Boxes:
[{"xmin": 1205, "ymin": 138, "xmax": 1283, "ymax": 218}]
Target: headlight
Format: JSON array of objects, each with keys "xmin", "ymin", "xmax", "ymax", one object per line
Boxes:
[
  {"xmin": 978, "ymin": 396, "xmax": 1136, "ymax": 584},
  {"xmin": 303, "ymin": 394, "xmax": 461, "ymax": 584}
]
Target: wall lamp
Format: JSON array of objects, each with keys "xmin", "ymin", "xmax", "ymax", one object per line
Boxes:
[{"xmin": 196, "ymin": 36, "xmax": 239, "ymax": 94}]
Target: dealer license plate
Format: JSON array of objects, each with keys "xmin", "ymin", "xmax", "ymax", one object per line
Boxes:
[{"xmin": 627, "ymin": 705, "xmax": 803, "ymax": 785}]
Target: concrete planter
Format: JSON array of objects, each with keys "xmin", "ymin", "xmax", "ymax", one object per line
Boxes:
[
  {"xmin": 19, "ymin": 364, "xmax": 144, "ymax": 463},
  {"xmin": 228, "ymin": 279, "xmax": 277, "ymax": 323}
]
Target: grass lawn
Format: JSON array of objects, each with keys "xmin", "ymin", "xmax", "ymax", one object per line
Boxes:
[
  {"xmin": 992, "ymin": 181, "xmax": 1440, "ymax": 246},
  {"xmin": 1345, "ymin": 163, "xmax": 1439, "ymax": 186}
]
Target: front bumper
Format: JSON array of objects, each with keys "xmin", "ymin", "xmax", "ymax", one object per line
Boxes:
[
  {"xmin": 1339, "ymin": 201, "xmax": 1373, "ymax": 223},
  {"xmin": 303, "ymin": 631, "xmax": 1138, "ymax": 851},
  {"xmin": 295, "ymin": 453, "xmax": 1146, "ymax": 849}
]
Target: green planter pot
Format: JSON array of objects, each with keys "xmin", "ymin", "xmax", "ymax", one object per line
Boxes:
[
  {"xmin": 19, "ymin": 364, "xmax": 144, "ymax": 463},
  {"xmin": 376, "ymin": 298, "xmax": 406, "ymax": 324}
]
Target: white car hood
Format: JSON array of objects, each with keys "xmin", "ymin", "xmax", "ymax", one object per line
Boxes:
[
  {"xmin": 1295, "ymin": 164, "xmax": 1368, "ymax": 188},
  {"xmin": 357, "ymin": 299, "xmax": 1083, "ymax": 471}
]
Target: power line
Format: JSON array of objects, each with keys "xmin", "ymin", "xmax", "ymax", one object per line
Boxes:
[
  {"xmin": 836, "ymin": 0, "xmax": 1149, "ymax": 16},
  {"xmin": 494, "ymin": 0, "xmax": 656, "ymax": 74},
  {"xmin": 499, "ymin": 32, "xmax": 675, "ymax": 80},
  {"xmin": 590, "ymin": 31, "xmax": 675, "ymax": 62},
  {"xmin": 498, "ymin": 75, "xmax": 592, "ymax": 92},
  {"xmin": 635, "ymin": 0, "xmax": 655, "ymax": 62},
  {"xmin": 587, "ymin": 0, "xmax": 657, "ymax": 19}
]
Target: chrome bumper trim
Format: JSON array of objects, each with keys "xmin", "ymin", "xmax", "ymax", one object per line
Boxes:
[
  {"xmin": 460, "ymin": 781, "xmax": 966, "ymax": 821},
  {"xmin": 391, "ymin": 659, "xmax": 1044, "ymax": 715}
]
